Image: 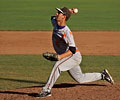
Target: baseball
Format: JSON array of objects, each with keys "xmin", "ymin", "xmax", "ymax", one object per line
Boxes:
[{"xmin": 74, "ymin": 8, "xmax": 78, "ymax": 14}]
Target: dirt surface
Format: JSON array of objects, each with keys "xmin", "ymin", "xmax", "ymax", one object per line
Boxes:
[
  {"xmin": 0, "ymin": 82, "xmax": 120, "ymax": 100},
  {"xmin": 0, "ymin": 31, "xmax": 120, "ymax": 55},
  {"xmin": 0, "ymin": 31, "xmax": 120, "ymax": 100}
]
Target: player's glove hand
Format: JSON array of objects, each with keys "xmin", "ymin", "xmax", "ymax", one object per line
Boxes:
[{"xmin": 42, "ymin": 52, "xmax": 58, "ymax": 61}]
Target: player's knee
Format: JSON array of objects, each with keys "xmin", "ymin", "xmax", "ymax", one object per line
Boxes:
[{"xmin": 73, "ymin": 75, "xmax": 85, "ymax": 83}]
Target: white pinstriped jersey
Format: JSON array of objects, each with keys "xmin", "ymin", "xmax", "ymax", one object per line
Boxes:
[{"xmin": 51, "ymin": 16, "xmax": 77, "ymax": 55}]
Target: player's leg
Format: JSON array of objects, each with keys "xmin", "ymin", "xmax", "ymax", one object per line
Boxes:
[
  {"xmin": 68, "ymin": 66, "xmax": 102, "ymax": 83},
  {"xmin": 36, "ymin": 61, "xmax": 62, "ymax": 98},
  {"xmin": 42, "ymin": 55, "xmax": 75, "ymax": 92},
  {"xmin": 42, "ymin": 62, "xmax": 61, "ymax": 92}
]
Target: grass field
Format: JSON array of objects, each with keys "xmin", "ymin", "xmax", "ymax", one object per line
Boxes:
[
  {"xmin": 0, "ymin": 55, "xmax": 120, "ymax": 90},
  {"xmin": 0, "ymin": 0, "xmax": 120, "ymax": 91},
  {"xmin": 0, "ymin": 0, "xmax": 120, "ymax": 30}
]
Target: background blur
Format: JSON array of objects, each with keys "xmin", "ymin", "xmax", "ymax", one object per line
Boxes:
[{"xmin": 0, "ymin": 0, "xmax": 120, "ymax": 30}]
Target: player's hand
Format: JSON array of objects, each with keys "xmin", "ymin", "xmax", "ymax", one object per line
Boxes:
[{"xmin": 69, "ymin": 8, "xmax": 78, "ymax": 14}]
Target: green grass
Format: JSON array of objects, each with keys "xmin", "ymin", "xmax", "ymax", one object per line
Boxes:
[
  {"xmin": 0, "ymin": 55, "xmax": 120, "ymax": 90},
  {"xmin": 0, "ymin": 0, "xmax": 120, "ymax": 30}
]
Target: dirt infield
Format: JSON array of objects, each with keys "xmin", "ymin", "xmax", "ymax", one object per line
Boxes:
[
  {"xmin": 0, "ymin": 31, "xmax": 120, "ymax": 100},
  {"xmin": 0, "ymin": 31, "xmax": 120, "ymax": 55}
]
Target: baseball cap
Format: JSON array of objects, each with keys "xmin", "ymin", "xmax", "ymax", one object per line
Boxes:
[{"xmin": 56, "ymin": 7, "xmax": 71, "ymax": 21}]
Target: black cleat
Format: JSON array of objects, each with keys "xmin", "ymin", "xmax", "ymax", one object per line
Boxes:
[
  {"xmin": 102, "ymin": 69, "xmax": 114, "ymax": 84},
  {"xmin": 35, "ymin": 91, "xmax": 51, "ymax": 98}
]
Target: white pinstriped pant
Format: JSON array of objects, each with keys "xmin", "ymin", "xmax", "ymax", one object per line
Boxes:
[{"xmin": 43, "ymin": 52, "xmax": 102, "ymax": 92}]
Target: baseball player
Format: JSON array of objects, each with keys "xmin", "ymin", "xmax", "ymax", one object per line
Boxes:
[{"xmin": 36, "ymin": 7, "xmax": 114, "ymax": 98}]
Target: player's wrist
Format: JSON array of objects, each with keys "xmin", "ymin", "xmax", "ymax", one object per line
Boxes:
[
  {"xmin": 69, "ymin": 8, "xmax": 74, "ymax": 14},
  {"xmin": 58, "ymin": 55, "xmax": 61, "ymax": 60}
]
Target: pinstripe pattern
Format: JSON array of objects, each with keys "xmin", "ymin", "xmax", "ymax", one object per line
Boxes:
[{"xmin": 47, "ymin": 55, "xmax": 73, "ymax": 90}]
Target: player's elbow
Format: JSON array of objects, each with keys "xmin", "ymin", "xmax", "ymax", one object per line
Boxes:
[{"xmin": 69, "ymin": 46, "xmax": 76, "ymax": 54}]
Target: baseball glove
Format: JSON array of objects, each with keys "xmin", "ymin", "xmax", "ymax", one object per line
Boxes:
[{"xmin": 42, "ymin": 52, "xmax": 58, "ymax": 61}]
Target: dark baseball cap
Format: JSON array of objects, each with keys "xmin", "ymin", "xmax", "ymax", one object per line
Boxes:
[{"xmin": 56, "ymin": 7, "xmax": 71, "ymax": 21}]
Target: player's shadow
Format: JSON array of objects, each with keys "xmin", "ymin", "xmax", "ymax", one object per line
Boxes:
[
  {"xmin": 0, "ymin": 77, "xmax": 45, "ymax": 85},
  {"xmin": 0, "ymin": 90, "xmax": 40, "ymax": 97},
  {"xmin": 0, "ymin": 78, "xmax": 106, "ymax": 89},
  {"xmin": 0, "ymin": 77, "xmax": 106, "ymax": 97},
  {"xmin": 53, "ymin": 83, "xmax": 106, "ymax": 88}
]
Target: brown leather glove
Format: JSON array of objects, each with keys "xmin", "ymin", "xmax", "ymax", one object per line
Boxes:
[{"xmin": 42, "ymin": 52, "xmax": 58, "ymax": 61}]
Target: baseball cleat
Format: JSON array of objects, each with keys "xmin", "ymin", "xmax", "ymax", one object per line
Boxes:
[
  {"xmin": 102, "ymin": 69, "xmax": 114, "ymax": 84},
  {"xmin": 35, "ymin": 91, "xmax": 51, "ymax": 98}
]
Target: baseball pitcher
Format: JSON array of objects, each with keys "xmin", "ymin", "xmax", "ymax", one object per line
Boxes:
[{"xmin": 36, "ymin": 7, "xmax": 114, "ymax": 98}]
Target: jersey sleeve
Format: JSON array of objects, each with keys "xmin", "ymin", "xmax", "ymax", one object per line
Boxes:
[
  {"xmin": 65, "ymin": 30, "xmax": 76, "ymax": 47},
  {"xmin": 51, "ymin": 16, "xmax": 57, "ymax": 27}
]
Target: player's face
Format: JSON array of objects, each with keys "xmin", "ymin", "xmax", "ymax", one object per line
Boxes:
[{"xmin": 56, "ymin": 12, "xmax": 66, "ymax": 22}]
